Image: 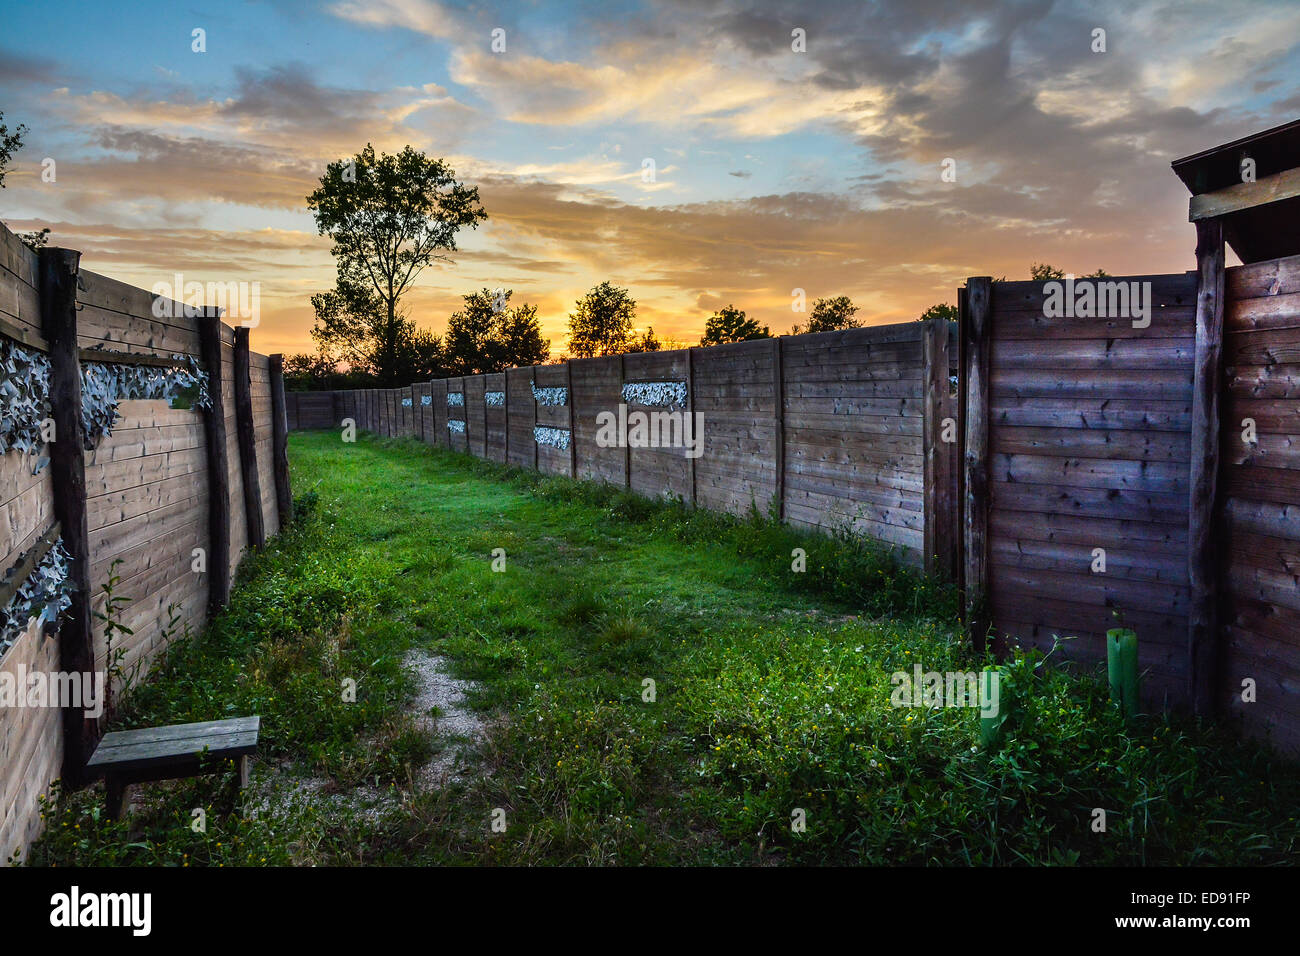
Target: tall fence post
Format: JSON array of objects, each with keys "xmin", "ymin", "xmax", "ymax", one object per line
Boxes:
[
  {"xmin": 566, "ymin": 360, "xmax": 577, "ymax": 478},
  {"xmin": 39, "ymin": 246, "xmax": 97, "ymax": 786},
  {"xmin": 268, "ymin": 354, "xmax": 293, "ymax": 528},
  {"xmin": 620, "ymin": 355, "xmax": 630, "ymax": 487},
  {"xmin": 233, "ymin": 327, "xmax": 265, "ymax": 551},
  {"xmin": 531, "ymin": 367, "xmax": 539, "ymax": 471},
  {"xmin": 197, "ymin": 308, "xmax": 232, "ymax": 614},
  {"xmin": 961, "ymin": 278, "xmax": 993, "ymax": 651},
  {"xmin": 1188, "ymin": 218, "xmax": 1226, "ymax": 716},
  {"xmin": 773, "ymin": 336, "xmax": 785, "ymax": 521},
  {"xmin": 923, "ymin": 318, "xmax": 956, "ymax": 578},
  {"xmin": 686, "ymin": 347, "xmax": 697, "ymax": 507}
]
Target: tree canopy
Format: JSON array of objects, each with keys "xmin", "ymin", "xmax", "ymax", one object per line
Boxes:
[
  {"xmin": 444, "ymin": 288, "xmax": 550, "ymax": 375},
  {"xmin": 700, "ymin": 305, "xmax": 770, "ymax": 346},
  {"xmin": 793, "ymin": 295, "xmax": 861, "ymax": 335},
  {"xmin": 567, "ymin": 281, "xmax": 638, "ymax": 357},
  {"xmin": 306, "ymin": 144, "xmax": 486, "ymax": 384},
  {"xmin": 0, "ymin": 111, "xmax": 25, "ymax": 190}
]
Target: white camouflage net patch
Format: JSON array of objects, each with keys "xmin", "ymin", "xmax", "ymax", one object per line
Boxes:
[
  {"xmin": 447, "ymin": 392, "xmax": 465, "ymax": 407},
  {"xmin": 485, "ymin": 391, "xmax": 505, "ymax": 406},
  {"xmin": 621, "ymin": 381, "xmax": 687, "ymax": 408},
  {"xmin": 448, "ymin": 419, "xmax": 466, "ymax": 433},
  {"xmin": 531, "ymin": 384, "xmax": 568, "ymax": 406},
  {"xmin": 0, "ymin": 538, "xmax": 73, "ymax": 659},
  {"xmin": 534, "ymin": 425, "xmax": 571, "ymax": 449}
]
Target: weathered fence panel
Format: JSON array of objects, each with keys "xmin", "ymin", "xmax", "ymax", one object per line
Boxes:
[
  {"xmin": 967, "ymin": 272, "xmax": 1199, "ymax": 705},
  {"xmin": 1220, "ymin": 251, "xmax": 1300, "ymax": 752},
  {"xmin": 0, "ymin": 223, "xmax": 289, "ymax": 862},
  {"xmin": 296, "ymin": 322, "xmax": 957, "ymax": 570}
]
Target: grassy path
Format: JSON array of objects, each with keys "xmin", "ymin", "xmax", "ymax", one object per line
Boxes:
[{"xmin": 29, "ymin": 432, "xmax": 1300, "ymax": 866}]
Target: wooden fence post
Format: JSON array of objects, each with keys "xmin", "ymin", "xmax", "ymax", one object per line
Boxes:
[
  {"xmin": 233, "ymin": 327, "xmax": 265, "ymax": 551},
  {"xmin": 39, "ymin": 247, "xmax": 97, "ymax": 785},
  {"xmin": 686, "ymin": 347, "xmax": 697, "ymax": 507},
  {"xmin": 197, "ymin": 308, "xmax": 232, "ymax": 614},
  {"xmin": 532, "ymin": 368, "xmax": 539, "ymax": 472},
  {"xmin": 962, "ymin": 278, "xmax": 993, "ymax": 651},
  {"xmin": 923, "ymin": 318, "xmax": 956, "ymax": 578},
  {"xmin": 268, "ymin": 354, "xmax": 292, "ymax": 528},
  {"xmin": 773, "ymin": 336, "xmax": 785, "ymax": 521},
  {"xmin": 1188, "ymin": 218, "xmax": 1226, "ymax": 715},
  {"xmin": 620, "ymin": 355, "xmax": 630, "ymax": 487},
  {"xmin": 566, "ymin": 361, "xmax": 577, "ymax": 478}
]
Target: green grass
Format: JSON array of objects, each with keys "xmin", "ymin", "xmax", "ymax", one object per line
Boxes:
[{"xmin": 26, "ymin": 431, "xmax": 1300, "ymax": 866}]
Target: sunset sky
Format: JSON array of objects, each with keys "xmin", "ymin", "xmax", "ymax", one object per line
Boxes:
[{"xmin": 2, "ymin": 0, "xmax": 1298, "ymax": 356}]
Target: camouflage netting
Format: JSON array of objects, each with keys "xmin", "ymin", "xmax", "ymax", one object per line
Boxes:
[
  {"xmin": 534, "ymin": 425, "xmax": 571, "ymax": 449},
  {"xmin": 485, "ymin": 390, "xmax": 505, "ymax": 407},
  {"xmin": 401, "ymin": 397, "xmax": 412, "ymax": 407},
  {"xmin": 622, "ymin": 381, "xmax": 687, "ymax": 408},
  {"xmin": 0, "ymin": 339, "xmax": 53, "ymax": 456},
  {"xmin": 421, "ymin": 394, "xmax": 432, "ymax": 406},
  {"xmin": 0, "ymin": 539, "xmax": 73, "ymax": 659},
  {"xmin": 80, "ymin": 352, "xmax": 211, "ymax": 448},
  {"xmin": 447, "ymin": 391, "xmax": 464, "ymax": 407},
  {"xmin": 448, "ymin": 419, "xmax": 466, "ymax": 433},
  {"xmin": 531, "ymin": 384, "xmax": 568, "ymax": 406}
]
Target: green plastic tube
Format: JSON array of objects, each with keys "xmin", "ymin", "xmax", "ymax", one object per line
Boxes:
[{"xmin": 1107, "ymin": 628, "xmax": 1140, "ymax": 718}]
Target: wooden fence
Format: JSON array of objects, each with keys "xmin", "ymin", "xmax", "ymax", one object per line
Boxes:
[
  {"xmin": 286, "ymin": 264, "xmax": 1300, "ymax": 755},
  {"xmin": 288, "ymin": 320, "xmax": 961, "ymax": 575},
  {"xmin": 962, "ymin": 258, "xmax": 1300, "ymax": 751},
  {"xmin": 0, "ymin": 222, "xmax": 291, "ymax": 861}
]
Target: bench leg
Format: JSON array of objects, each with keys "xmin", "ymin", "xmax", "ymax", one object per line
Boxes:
[
  {"xmin": 105, "ymin": 774, "xmax": 128, "ymax": 821},
  {"xmin": 239, "ymin": 755, "xmax": 251, "ymax": 789}
]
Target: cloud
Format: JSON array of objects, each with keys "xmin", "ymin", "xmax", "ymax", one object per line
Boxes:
[{"xmin": 327, "ymin": 0, "xmax": 464, "ymax": 39}]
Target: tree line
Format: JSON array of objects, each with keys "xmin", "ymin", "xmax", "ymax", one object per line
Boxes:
[{"xmin": 0, "ymin": 125, "xmax": 1101, "ymax": 392}]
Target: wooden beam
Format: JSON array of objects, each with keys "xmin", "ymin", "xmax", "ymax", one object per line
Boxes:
[
  {"xmin": 923, "ymin": 317, "xmax": 955, "ymax": 578},
  {"xmin": 962, "ymin": 277, "xmax": 993, "ymax": 651},
  {"xmin": 196, "ymin": 309, "xmax": 231, "ymax": 614},
  {"xmin": 232, "ymin": 327, "xmax": 265, "ymax": 551},
  {"xmin": 620, "ymin": 355, "xmax": 630, "ymax": 487},
  {"xmin": 772, "ymin": 336, "xmax": 785, "ymax": 521},
  {"xmin": 956, "ymin": 287, "xmax": 968, "ymax": 600},
  {"xmin": 686, "ymin": 348, "xmax": 697, "ymax": 507},
  {"xmin": 39, "ymin": 247, "xmax": 97, "ymax": 787},
  {"xmin": 532, "ymin": 368, "xmax": 539, "ymax": 471},
  {"xmin": 1189, "ymin": 166, "xmax": 1300, "ymax": 221},
  {"xmin": 268, "ymin": 354, "xmax": 293, "ymax": 529},
  {"xmin": 0, "ymin": 313, "xmax": 46, "ymax": 352},
  {"xmin": 78, "ymin": 349, "xmax": 190, "ymax": 370},
  {"xmin": 1188, "ymin": 218, "xmax": 1226, "ymax": 715},
  {"xmin": 566, "ymin": 361, "xmax": 577, "ymax": 478}
]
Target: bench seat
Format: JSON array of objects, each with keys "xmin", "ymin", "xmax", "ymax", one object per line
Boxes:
[{"xmin": 86, "ymin": 716, "xmax": 260, "ymax": 818}]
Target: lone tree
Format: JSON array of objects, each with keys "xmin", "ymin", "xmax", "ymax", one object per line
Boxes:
[
  {"xmin": 0, "ymin": 113, "xmax": 51, "ymax": 251},
  {"xmin": 567, "ymin": 281, "xmax": 637, "ymax": 357},
  {"xmin": 700, "ymin": 304, "xmax": 770, "ymax": 346},
  {"xmin": 792, "ymin": 295, "xmax": 860, "ymax": 334},
  {"xmin": 444, "ymin": 288, "xmax": 550, "ymax": 375},
  {"xmin": 307, "ymin": 143, "xmax": 486, "ymax": 384},
  {"xmin": 0, "ymin": 111, "xmax": 25, "ymax": 189}
]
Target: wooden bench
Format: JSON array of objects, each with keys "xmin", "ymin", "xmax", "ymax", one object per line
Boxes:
[{"xmin": 86, "ymin": 716, "xmax": 260, "ymax": 819}]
